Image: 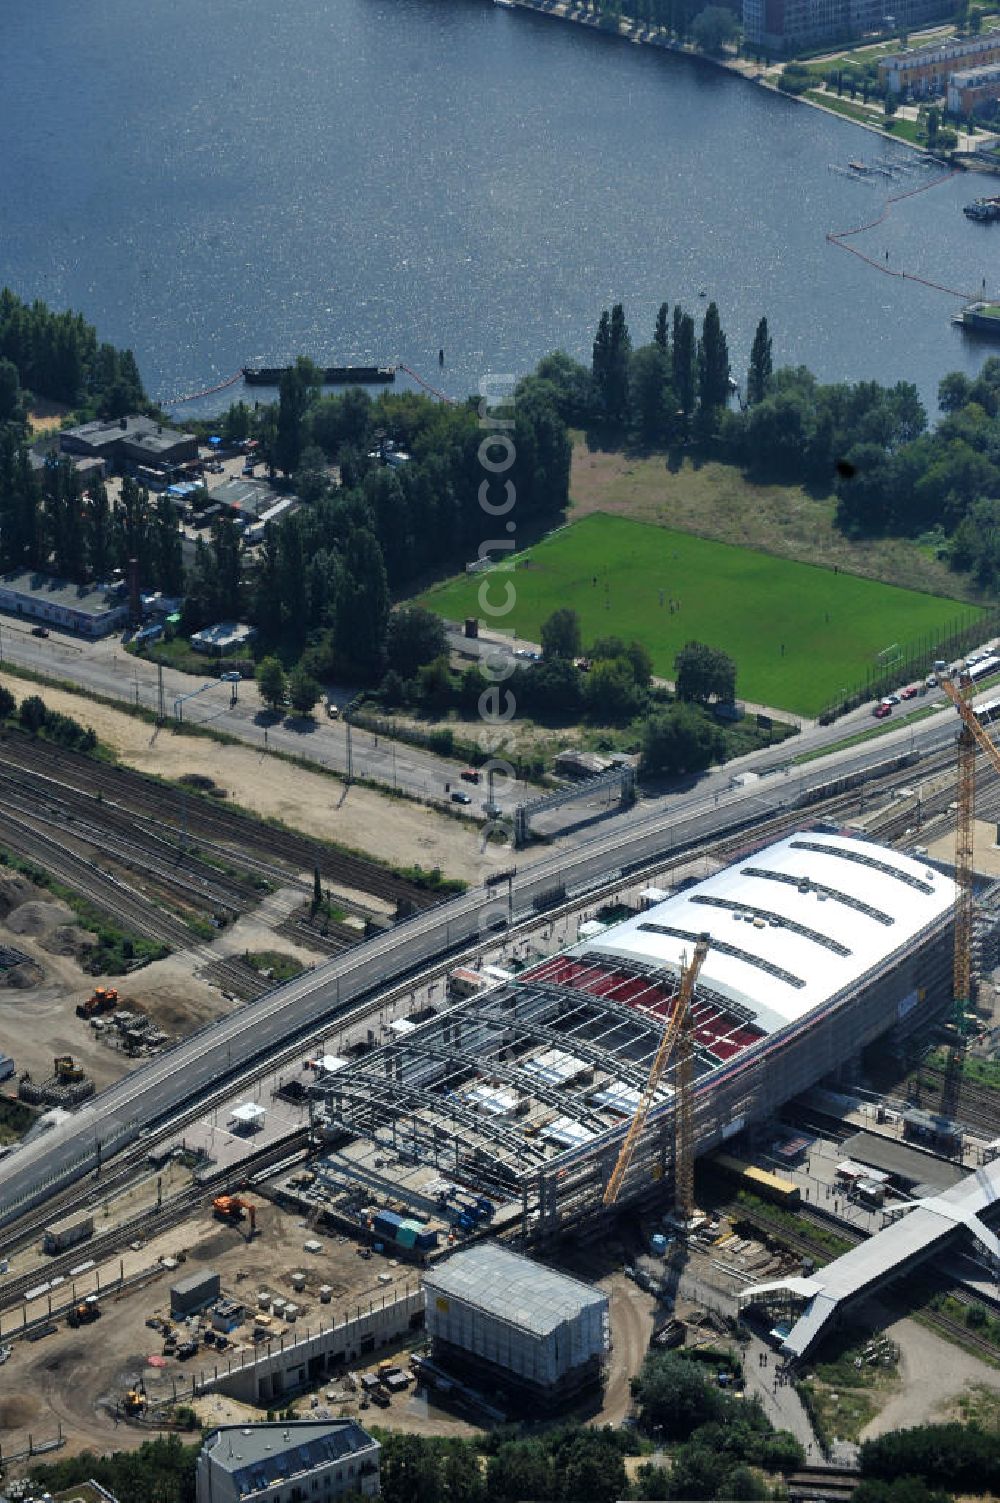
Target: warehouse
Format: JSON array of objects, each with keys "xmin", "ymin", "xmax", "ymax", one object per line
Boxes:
[
  {"xmin": 317, "ymin": 831, "xmax": 956, "ymax": 1238},
  {"xmin": 424, "ymin": 1243, "xmax": 608, "ymax": 1409}
]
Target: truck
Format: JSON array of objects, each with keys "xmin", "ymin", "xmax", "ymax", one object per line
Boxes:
[{"xmin": 76, "ymin": 987, "xmax": 119, "ymax": 1019}]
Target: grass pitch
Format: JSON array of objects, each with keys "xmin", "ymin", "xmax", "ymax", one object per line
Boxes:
[{"xmin": 420, "ymin": 513, "xmax": 979, "ymax": 717}]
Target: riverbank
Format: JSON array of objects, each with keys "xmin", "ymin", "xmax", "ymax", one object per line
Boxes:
[{"xmin": 497, "ymin": 0, "xmax": 996, "ymax": 167}]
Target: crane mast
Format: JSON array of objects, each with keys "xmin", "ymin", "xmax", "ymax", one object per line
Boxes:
[
  {"xmin": 603, "ymin": 937, "xmax": 709, "ymax": 1211},
  {"xmin": 939, "ymin": 672, "xmax": 1000, "ymax": 1117}
]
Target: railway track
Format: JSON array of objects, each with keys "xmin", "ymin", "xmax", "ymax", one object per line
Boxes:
[
  {"xmin": 911, "ymin": 1067, "xmax": 1000, "ymax": 1136},
  {"xmin": 0, "ymin": 1129, "xmax": 310, "ymax": 1316},
  {"xmin": 0, "ymin": 733, "xmax": 440, "ymax": 910},
  {"xmin": 726, "ymin": 1202, "xmax": 864, "ymax": 1264}
]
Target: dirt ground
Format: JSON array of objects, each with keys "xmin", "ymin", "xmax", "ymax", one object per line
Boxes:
[
  {"xmin": 859, "ymin": 1306, "xmax": 1000, "ymax": 1440},
  {"xmin": 0, "ymin": 670, "xmax": 494, "ymax": 883},
  {"xmin": 0, "ymin": 1200, "xmax": 424, "ymax": 1466},
  {"xmin": 567, "ymin": 443, "xmax": 974, "ymax": 601},
  {"xmin": 0, "ymin": 869, "xmax": 310, "ymax": 1094}
]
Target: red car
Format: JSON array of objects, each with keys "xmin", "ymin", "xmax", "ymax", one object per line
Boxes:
[
  {"xmin": 900, "ymin": 684, "xmax": 919, "ymax": 700},
  {"xmin": 873, "ymin": 703, "xmax": 892, "ymax": 719}
]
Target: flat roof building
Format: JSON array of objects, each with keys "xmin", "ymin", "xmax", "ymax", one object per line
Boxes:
[
  {"xmin": 880, "ymin": 31, "xmax": 1000, "ymax": 96},
  {"xmin": 196, "ymin": 1419, "xmax": 379, "ymax": 1503},
  {"xmin": 947, "ymin": 61, "xmax": 1000, "ymax": 114},
  {"xmin": 60, "ymin": 415, "xmax": 197, "ymax": 474},
  {"xmin": 0, "ymin": 570, "xmax": 128, "ymax": 638},
  {"xmin": 424, "ymin": 1243, "xmax": 608, "ymax": 1407},
  {"xmin": 190, "ymin": 622, "xmax": 257, "ymax": 656}
]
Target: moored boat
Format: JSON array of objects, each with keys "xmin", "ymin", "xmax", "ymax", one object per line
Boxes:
[{"xmin": 954, "ymin": 301, "xmax": 1000, "ymax": 337}]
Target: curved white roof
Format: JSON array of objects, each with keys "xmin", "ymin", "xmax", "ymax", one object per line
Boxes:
[{"xmin": 578, "ymin": 832, "xmax": 955, "ymax": 1036}]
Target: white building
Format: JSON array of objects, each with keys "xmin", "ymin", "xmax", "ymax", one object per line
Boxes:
[{"xmin": 196, "ymin": 1420, "xmax": 380, "ymax": 1503}]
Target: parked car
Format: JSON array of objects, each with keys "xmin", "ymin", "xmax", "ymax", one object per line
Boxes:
[
  {"xmin": 450, "ymin": 791, "xmax": 472, "ymax": 805},
  {"xmin": 873, "ymin": 703, "xmax": 892, "ymax": 719},
  {"xmin": 30, "ymin": 625, "xmax": 49, "ymax": 638}
]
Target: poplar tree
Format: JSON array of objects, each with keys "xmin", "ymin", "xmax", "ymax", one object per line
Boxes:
[
  {"xmin": 654, "ymin": 302, "xmax": 670, "ymax": 352},
  {"xmin": 747, "ymin": 316, "xmax": 773, "ymax": 405},
  {"xmin": 697, "ymin": 301, "xmax": 730, "ymax": 425},
  {"xmin": 672, "ymin": 312, "xmax": 696, "ymax": 419}
]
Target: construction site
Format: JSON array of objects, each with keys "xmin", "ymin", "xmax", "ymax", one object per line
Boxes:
[{"xmin": 4, "ymin": 662, "xmax": 1000, "ymax": 1465}]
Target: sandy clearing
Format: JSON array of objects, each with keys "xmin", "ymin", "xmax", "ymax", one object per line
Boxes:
[
  {"xmin": 0, "ymin": 670, "xmax": 497, "ymax": 883},
  {"xmin": 860, "ymin": 1309, "xmax": 1000, "ymax": 1440}
]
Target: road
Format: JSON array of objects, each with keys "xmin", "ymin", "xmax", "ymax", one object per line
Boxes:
[
  {"xmin": 0, "ymin": 617, "xmax": 981, "ymax": 818},
  {"xmin": 0, "ymin": 623, "xmax": 534, "ymax": 807}
]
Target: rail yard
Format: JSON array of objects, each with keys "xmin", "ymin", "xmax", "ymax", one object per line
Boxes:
[{"xmin": 3, "ymin": 674, "xmax": 1000, "ymax": 1477}]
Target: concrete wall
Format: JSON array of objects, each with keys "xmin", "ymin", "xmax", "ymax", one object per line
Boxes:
[{"xmin": 193, "ymin": 1288, "xmax": 425, "ymax": 1404}]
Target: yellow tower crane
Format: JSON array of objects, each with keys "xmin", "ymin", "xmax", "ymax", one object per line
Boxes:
[
  {"xmin": 938, "ymin": 667, "xmax": 1000, "ymax": 1115},
  {"xmin": 603, "ymin": 936, "xmax": 710, "ymax": 1215}
]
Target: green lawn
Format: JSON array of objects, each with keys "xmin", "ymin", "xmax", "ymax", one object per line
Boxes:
[{"xmin": 420, "ymin": 514, "xmax": 980, "ymax": 717}]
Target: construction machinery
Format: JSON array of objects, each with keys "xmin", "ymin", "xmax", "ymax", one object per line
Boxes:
[
  {"xmin": 67, "ymin": 1296, "xmax": 101, "ymax": 1328},
  {"xmin": 212, "ymin": 1194, "xmax": 258, "ymax": 1238},
  {"xmin": 76, "ymin": 986, "xmax": 119, "ymax": 1019},
  {"xmin": 52, "ymin": 1055, "xmax": 84, "ymax": 1082},
  {"xmin": 123, "ymin": 1378, "xmax": 147, "ymax": 1415},
  {"xmin": 603, "ymin": 936, "xmax": 710, "ymax": 1215},
  {"xmin": 938, "ymin": 665, "xmax": 1000, "ymax": 1116}
]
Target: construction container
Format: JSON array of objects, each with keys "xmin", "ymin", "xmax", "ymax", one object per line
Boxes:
[
  {"xmin": 170, "ymin": 1270, "xmax": 221, "ymax": 1319},
  {"xmin": 396, "ymin": 1220, "xmax": 419, "ymax": 1251},
  {"xmin": 290, "ymin": 1271, "xmax": 307, "ymax": 1292},
  {"xmin": 424, "ymin": 1243, "xmax": 608, "ymax": 1405},
  {"xmin": 210, "ymin": 1299, "xmax": 245, "ymax": 1333},
  {"xmin": 373, "ymin": 1210, "xmax": 403, "ymax": 1240},
  {"xmin": 415, "ymin": 1228, "xmax": 439, "ymax": 1251},
  {"xmin": 285, "ymin": 1303, "xmax": 298, "ymax": 1322},
  {"xmin": 319, "ymin": 1285, "xmax": 333, "ymax": 1304},
  {"xmin": 257, "ymin": 1291, "xmax": 271, "ymax": 1310},
  {"xmin": 270, "ymin": 1297, "xmax": 287, "ymax": 1317},
  {"xmin": 43, "ymin": 1211, "xmax": 94, "ymax": 1255}
]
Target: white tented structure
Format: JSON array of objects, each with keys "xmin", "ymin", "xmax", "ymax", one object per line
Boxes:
[{"xmin": 423, "ymin": 1242, "xmax": 608, "ymax": 1407}]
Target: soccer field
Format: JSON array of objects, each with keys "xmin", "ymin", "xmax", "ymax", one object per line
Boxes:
[{"xmin": 420, "ymin": 514, "xmax": 982, "ymax": 717}]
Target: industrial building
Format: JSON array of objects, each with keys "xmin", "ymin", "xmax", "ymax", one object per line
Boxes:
[
  {"xmin": 60, "ymin": 414, "xmax": 198, "ymax": 475},
  {"xmin": 424, "ymin": 1243, "xmax": 608, "ymax": 1408},
  {"xmin": 0, "ymin": 570, "xmax": 129, "ymax": 637},
  {"xmin": 316, "ymin": 831, "xmax": 956, "ymax": 1239},
  {"xmin": 196, "ymin": 1419, "xmax": 379, "ymax": 1503}
]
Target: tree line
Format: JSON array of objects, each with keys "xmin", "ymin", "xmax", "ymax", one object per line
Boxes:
[
  {"xmin": 0, "ymin": 433, "xmax": 183, "ymax": 593},
  {"xmin": 184, "ymin": 370, "xmax": 571, "ymax": 684},
  {"xmin": 535, "ymin": 299, "xmax": 1000, "ymax": 593},
  {"xmin": 0, "ymin": 286, "xmax": 147, "ymax": 419}
]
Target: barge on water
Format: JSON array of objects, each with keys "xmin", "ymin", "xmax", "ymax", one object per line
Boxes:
[
  {"xmin": 964, "ymin": 196, "xmax": 1000, "ymax": 223},
  {"xmin": 242, "ymin": 364, "xmax": 396, "ymax": 386},
  {"xmin": 953, "ymin": 301, "xmax": 1000, "ymax": 337}
]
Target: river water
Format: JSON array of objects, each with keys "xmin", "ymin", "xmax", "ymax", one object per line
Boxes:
[{"xmin": 0, "ymin": 0, "xmax": 996, "ymax": 416}]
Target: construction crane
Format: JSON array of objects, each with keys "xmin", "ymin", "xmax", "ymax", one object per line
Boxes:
[
  {"xmin": 938, "ymin": 665, "xmax": 1000, "ymax": 1116},
  {"xmin": 603, "ymin": 936, "xmax": 710, "ymax": 1213}
]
